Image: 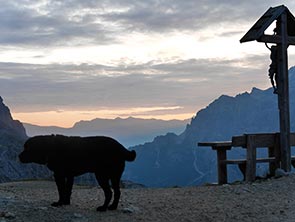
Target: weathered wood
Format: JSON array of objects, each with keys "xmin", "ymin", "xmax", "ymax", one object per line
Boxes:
[
  {"xmin": 232, "ymin": 133, "xmax": 277, "ymax": 147},
  {"xmin": 221, "ymin": 157, "xmax": 276, "ymax": 165},
  {"xmin": 240, "ymin": 5, "xmax": 287, "ymax": 43},
  {"xmin": 257, "ymin": 34, "xmax": 295, "ymax": 45},
  {"xmin": 232, "ymin": 135, "xmax": 247, "ymax": 147},
  {"xmin": 274, "ymin": 133, "xmax": 281, "ymax": 173},
  {"xmin": 246, "ymin": 135, "xmax": 257, "ymax": 182},
  {"xmin": 277, "ymin": 12, "xmax": 291, "ymax": 172},
  {"xmin": 221, "ymin": 159, "xmax": 247, "ymax": 164},
  {"xmin": 198, "ymin": 141, "xmax": 232, "ymax": 148},
  {"xmin": 240, "ymin": 5, "xmax": 295, "ymax": 172},
  {"xmin": 200, "ymin": 133, "xmax": 295, "ymax": 149},
  {"xmin": 198, "ymin": 142, "xmax": 231, "ymax": 185},
  {"xmin": 198, "ymin": 132, "xmax": 295, "ymax": 184},
  {"xmin": 238, "ymin": 163, "xmax": 246, "ymax": 180},
  {"xmin": 216, "ymin": 149, "xmax": 228, "ymax": 185},
  {"xmin": 291, "ymin": 133, "xmax": 295, "ymax": 145}
]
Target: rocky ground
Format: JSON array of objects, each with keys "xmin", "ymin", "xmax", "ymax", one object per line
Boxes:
[{"xmin": 1, "ymin": 175, "xmax": 295, "ymax": 222}]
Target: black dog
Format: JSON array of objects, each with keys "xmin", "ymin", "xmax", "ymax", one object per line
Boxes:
[{"xmin": 19, "ymin": 135, "xmax": 136, "ymax": 211}]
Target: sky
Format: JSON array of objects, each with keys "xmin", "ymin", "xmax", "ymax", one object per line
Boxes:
[{"xmin": 1, "ymin": 0, "xmax": 295, "ymax": 127}]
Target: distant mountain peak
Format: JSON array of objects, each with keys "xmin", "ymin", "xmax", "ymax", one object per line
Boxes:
[
  {"xmin": 0, "ymin": 97, "xmax": 27, "ymax": 140},
  {"xmin": 24, "ymin": 116, "xmax": 189, "ymax": 147},
  {"xmin": 251, "ymin": 87, "xmax": 262, "ymax": 93}
]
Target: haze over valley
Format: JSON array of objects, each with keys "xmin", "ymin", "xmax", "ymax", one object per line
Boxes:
[{"xmin": 23, "ymin": 117, "xmax": 189, "ymax": 147}]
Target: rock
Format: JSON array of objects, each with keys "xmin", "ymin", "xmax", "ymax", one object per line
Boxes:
[
  {"xmin": 122, "ymin": 208, "xmax": 134, "ymax": 214},
  {"xmin": 73, "ymin": 213, "xmax": 84, "ymax": 218},
  {"xmin": 37, "ymin": 207, "xmax": 48, "ymax": 210},
  {"xmin": 122, "ymin": 205, "xmax": 140, "ymax": 214},
  {"xmin": 72, "ymin": 213, "xmax": 88, "ymax": 222},
  {"xmin": 0, "ymin": 212, "xmax": 16, "ymax": 219},
  {"xmin": 275, "ymin": 168, "xmax": 290, "ymax": 178},
  {"xmin": 120, "ymin": 180, "xmax": 146, "ymax": 189}
]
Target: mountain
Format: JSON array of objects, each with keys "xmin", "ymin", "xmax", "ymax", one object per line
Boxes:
[
  {"xmin": 0, "ymin": 97, "xmax": 50, "ymax": 182},
  {"xmin": 0, "ymin": 97, "xmax": 27, "ymax": 141},
  {"xmin": 24, "ymin": 117, "xmax": 189, "ymax": 147},
  {"xmin": 125, "ymin": 67, "xmax": 295, "ymax": 187},
  {"xmin": 4, "ymin": 67, "xmax": 295, "ymax": 187}
]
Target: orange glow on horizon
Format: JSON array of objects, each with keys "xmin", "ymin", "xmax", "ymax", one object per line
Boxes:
[{"xmin": 12, "ymin": 109, "xmax": 194, "ymax": 128}]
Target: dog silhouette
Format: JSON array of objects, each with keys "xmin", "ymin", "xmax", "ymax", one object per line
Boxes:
[{"xmin": 19, "ymin": 135, "xmax": 136, "ymax": 211}]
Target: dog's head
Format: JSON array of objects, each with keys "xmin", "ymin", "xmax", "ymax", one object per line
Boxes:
[{"xmin": 19, "ymin": 136, "xmax": 51, "ymax": 165}]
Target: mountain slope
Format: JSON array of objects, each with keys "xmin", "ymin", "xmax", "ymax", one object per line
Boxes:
[
  {"xmin": 0, "ymin": 97, "xmax": 50, "ymax": 182},
  {"xmin": 125, "ymin": 67, "xmax": 295, "ymax": 187}
]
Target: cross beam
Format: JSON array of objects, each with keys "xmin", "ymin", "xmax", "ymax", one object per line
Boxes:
[{"xmin": 257, "ymin": 34, "xmax": 295, "ymax": 45}]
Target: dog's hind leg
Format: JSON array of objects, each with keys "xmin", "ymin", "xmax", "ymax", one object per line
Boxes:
[
  {"xmin": 64, "ymin": 176, "xmax": 74, "ymax": 205},
  {"xmin": 52, "ymin": 173, "xmax": 66, "ymax": 207},
  {"xmin": 96, "ymin": 175, "xmax": 112, "ymax": 212},
  {"xmin": 108, "ymin": 166, "xmax": 125, "ymax": 210},
  {"xmin": 108, "ymin": 173, "xmax": 122, "ymax": 210}
]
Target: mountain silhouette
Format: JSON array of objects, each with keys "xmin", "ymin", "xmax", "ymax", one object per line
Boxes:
[
  {"xmin": 0, "ymin": 97, "xmax": 50, "ymax": 182},
  {"xmin": 125, "ymin": 67, "xmax": 295, "ymax": 187},
  {"xmin": 24, "ymin": 117, "xmax": 188, "ymax": 147}
]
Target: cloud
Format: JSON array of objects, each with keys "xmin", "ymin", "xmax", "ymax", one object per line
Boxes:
[
  {"xmin": 0, "ymin": 55, "xmax": 271, "ymax": 115},
  {"xmin": 99, "ymin": 0, "xmax": 291, "ymax": 32},
  {"xmin": 1, "ymin": 0, "xmax": 293, "ymax": 123},
  {"xmin": 1, "ymin": 0, "xmax": 294, "ymax": 48},
  {"xmin": 0, "ymin": 1, "xmax": 114, "ymax": 47}
]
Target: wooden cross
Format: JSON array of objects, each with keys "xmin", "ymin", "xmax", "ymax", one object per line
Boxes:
[{"xmin": 240, "ymin": 5, "xmax": 295, "ymax": 171}]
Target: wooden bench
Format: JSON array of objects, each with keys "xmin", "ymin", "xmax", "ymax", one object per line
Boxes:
[{"xmin": 198, "ymin": 133, "xmax": 295, "ymax": 184}]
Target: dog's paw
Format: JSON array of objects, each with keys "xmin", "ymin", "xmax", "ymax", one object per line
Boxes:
[
  {"xmin": 108, "ymin": 204, "xmax": 118, "ymax": 210},
  {"xmin": 51, "ymin": 201, "xmax": 63, "ymax": 207},
  {"xmin": 63, "ymin": 200, "xmax": 71, "ymax": 205},
  {"xmin": 96, "ymin": 206, "xmax": 108, "ymax": 212}
]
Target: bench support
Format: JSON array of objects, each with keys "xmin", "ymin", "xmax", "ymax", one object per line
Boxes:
[
  {"xmin": 246, "ymin": 135, "xmax": 256, "ymax": 181},
  {"xmin": 216, "ymin": 148, "xmax": 229, "ymax": 184}
]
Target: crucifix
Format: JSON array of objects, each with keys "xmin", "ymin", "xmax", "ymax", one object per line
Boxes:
[{"xmin": 240, "ymin": 5, "xmax": 295, "ymax": 171}]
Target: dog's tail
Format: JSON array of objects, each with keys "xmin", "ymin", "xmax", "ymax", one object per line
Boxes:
[{"xmin": 125, "ymin": 150, "xmax": 136, "ymax": 162}]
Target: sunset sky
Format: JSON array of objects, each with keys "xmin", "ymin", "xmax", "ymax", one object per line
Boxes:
[{"xmin": 1, "ymin": 0, "xmax": 295, "ymax": 127}]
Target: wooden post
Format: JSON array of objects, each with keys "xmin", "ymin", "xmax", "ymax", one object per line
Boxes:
[
  {"xmin": 246, "ymin": 135, "xmax": 256, "ymax": 182},
  {"xmin": 268, "ymin": 145, "xmax": 280, "ymax": 176},
  {"xmin": 216, "ymin": 147, "xmax": 228, "ymax": 184},
  {"xmin": 277, "ymin": 12, "xmax": 291, "ymax": 172}
]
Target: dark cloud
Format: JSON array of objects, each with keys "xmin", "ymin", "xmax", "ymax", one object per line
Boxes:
[
  {"xmin": 100, "ymin": 0, "xmax": 293, "ymax": 32},
  {"xmin": 0, "ymin": 1, "xmax": 114, "ymax": 47},
  {"xmin": 1, "ymin": 0, "xmax": 294, "ymax": 47}
]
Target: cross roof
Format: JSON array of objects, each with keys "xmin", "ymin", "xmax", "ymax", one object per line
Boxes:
[{"xmin": 240, "ymin": 5, "xmax": 295, "ymax": 43}]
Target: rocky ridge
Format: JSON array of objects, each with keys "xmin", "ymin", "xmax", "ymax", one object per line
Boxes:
[{"xmin": 0, "ymin": 97, "xmax": 50, "ymax": 182}]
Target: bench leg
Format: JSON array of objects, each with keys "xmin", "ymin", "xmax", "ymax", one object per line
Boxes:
[
  {"xmin": 238, "ymin": 163, "xmax": 246, "ymax": 180},
  {"xmin": 246, "ymin": 135, "xmax": 256, "ymax": 182},
  {"xmin": 268, "ymin": 146, "xmax": 280, "ymax": 176},
  {"xmin": 217, "ymin": 149, "xmax": 228, "ymax": 185}
]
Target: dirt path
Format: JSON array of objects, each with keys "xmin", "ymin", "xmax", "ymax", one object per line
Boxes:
[{"xmin": 1, "ymin": 175, "xmax": 295, "ymax": 222}]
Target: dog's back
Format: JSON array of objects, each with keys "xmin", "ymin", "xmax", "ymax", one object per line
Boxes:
[{"xmin": 47, "ymin": 135, "xmax": 135, "ymax": 175}]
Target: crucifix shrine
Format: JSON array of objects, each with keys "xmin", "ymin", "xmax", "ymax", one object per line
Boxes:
[{"xmin": 240, "ymin": 5, "xmax": 295, "ymax": 172}]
